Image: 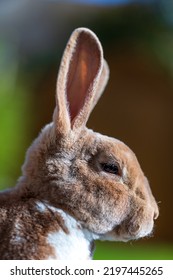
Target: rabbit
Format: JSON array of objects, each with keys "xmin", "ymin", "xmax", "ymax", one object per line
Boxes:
[{"xmin": 0, "ymin": 27, "xmax": 159, "ymax": 260}]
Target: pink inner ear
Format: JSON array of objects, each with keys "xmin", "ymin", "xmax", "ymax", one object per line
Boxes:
[{"xmin": 66, "ymin": 31, "xmax": 101, "ymax": 125}]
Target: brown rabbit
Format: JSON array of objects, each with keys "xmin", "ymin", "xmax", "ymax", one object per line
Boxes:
[{"xmin": 0, "ymin": 28, "xmax": 159, "ymax": 260}]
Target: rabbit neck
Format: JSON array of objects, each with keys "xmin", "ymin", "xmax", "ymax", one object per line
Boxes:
[{"xmin": 35, "ymin": 202, "xmax": 98, "ymax": 260}]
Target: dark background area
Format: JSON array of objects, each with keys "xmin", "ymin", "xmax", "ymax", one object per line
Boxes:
[{"xmin": 0, "ymin": 0, "xmax": 173, "ymax": 259}]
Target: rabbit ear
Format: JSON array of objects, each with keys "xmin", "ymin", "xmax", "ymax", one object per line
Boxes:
[
  {"xmin": 91, "ymin": 59, "xmax": 109, "ymax": 112},
  {"xmin": 55, "ymin": 27, "xmax": 106, "ymax": 134}
]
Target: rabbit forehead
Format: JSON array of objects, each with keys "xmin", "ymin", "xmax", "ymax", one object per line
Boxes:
[{"xmin": 90, "ymin": 131, "xmax": 140, "ymax": 169}]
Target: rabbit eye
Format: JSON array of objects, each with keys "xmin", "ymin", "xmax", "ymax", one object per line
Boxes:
[{"xmin": 101, "ymin": 163, "xmax": 120, "ymax": 176}]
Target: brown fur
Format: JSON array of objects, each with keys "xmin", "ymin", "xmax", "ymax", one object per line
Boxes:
[
  {"xmin": 0, "ymin": 28, "xmax": 159, "ymax": 259},
  {"xmin": 0, "ymin": 198, "xmax": 68, "ymax": 259}
]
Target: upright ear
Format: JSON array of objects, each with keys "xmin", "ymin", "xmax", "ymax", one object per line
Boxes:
[
  {"xmin": 54, "ymin": 27, "xmax": 109, "ymax": 135},
  {"xmin": 91, "ymin": 59, "xmax": 109, "ymax": 112}
]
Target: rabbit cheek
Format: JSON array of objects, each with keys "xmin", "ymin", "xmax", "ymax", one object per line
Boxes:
[
  {"xmin": 107, "ymin": 186, "xmax": 130, "ymax": 227},
  {"xmin": 90, "ymin": 183, "xmax": 130, "ymax": 234}
]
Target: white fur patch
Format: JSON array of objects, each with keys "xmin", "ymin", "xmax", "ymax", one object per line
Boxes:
[
  {"xmin": 40, "ymin": 206, "xmax": 98, "ymax": 260},
  {"xmin": 11, "ymin": 221, "xmax": 24, "ymax": 244},
  {"xmin": 35, "ymin": 201, "xmax": 47, "ymax": 213},
  {"xmin": 47, "ymin": 208, "xmax": 90, "ymax": 260}
]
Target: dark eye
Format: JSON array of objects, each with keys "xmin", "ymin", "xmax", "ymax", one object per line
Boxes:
[{"xmin": 101, "ymin": 163, "xmax": 120, "ymax": 176}]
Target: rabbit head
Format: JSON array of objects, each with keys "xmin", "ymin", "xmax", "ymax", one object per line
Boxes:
[{"xmin": 19, "ymin": 28, "xmax": 159, "ymax": 242}]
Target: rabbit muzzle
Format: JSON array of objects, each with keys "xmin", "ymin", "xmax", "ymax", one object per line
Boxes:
[{"xmin": 104, "ymin": 194, "xmax": 159, "ymax": 242}]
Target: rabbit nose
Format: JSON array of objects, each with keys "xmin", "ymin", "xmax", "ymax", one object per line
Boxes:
[{"xmin": 153, "ymin": 207, "xmax": 159, "ymax": 220}]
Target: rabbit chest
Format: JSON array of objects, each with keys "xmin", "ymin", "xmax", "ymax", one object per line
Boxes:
[{"xmin": 0, "ymin": 200, "xmax": 95, "ymax": 260}]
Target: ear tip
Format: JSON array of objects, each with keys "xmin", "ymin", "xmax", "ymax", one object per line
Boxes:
[
  {"xmin": 72, "ymin": 27, "xmax": 97, "ymax": 37},
  {"xmin": 72, "ymin": 27, "xmax": 101, "ymax": 46},
  {"xmin": 71, "ymin": 27, "xmax": 103, "ymax": 63}
]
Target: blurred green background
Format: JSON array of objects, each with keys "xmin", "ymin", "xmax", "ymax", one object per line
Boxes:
[{"xmin": 0, "ymin": 0, "xmax": 173, "ymax": 259}]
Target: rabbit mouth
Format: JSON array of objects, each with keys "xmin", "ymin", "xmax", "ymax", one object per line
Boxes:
[
  {"xmin": 117, "ymin": 213, "xmax": 154, "ymax": 240},
  {"xmin": 99, "ymin": 217, "xmax": 154, "ymax": 242}
]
